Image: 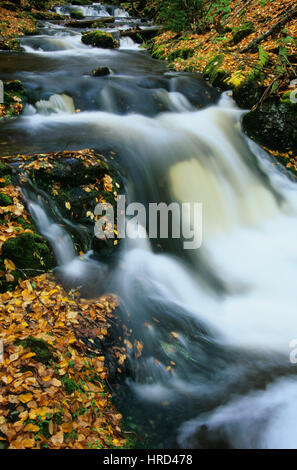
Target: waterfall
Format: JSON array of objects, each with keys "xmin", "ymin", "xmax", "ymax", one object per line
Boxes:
[
  {"xmin": 4, "ymin": 1, "xmax": 297, "ymax": 449},
  {"xmin": 35, "ymin": 94, "xmax": 75, "ymax": 114}
]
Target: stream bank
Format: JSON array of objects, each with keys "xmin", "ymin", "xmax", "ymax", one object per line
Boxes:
[{"xmin": 142, "ymin": 0, "xmax": 297, "ymax": 175}]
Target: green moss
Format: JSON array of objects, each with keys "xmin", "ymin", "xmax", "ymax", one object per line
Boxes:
[
  {"xmin": 0, "ymin": 162, "xmax": 10, "ymax": 177},
  {"xmin": 70, "ymin": 10, "xmax": 84, "ymax": 20},
  {"xmin": 91, "ymin": 20, "xmax": 106, "ymax": 29},
  {"xmin": 0, "ymin": 174, "xmax": 12, "ymax": 187},
  {"xmin": 1, "ymin": 232, "xmax": 53, "ymax": 273},
  {"xmin": 15, "ymin": 337, "xmax": 55, "ymax": 365},
  {"xmin": 81, "ymin": 30, "xmax": 118, "ymax": 49},
  {"xmin": 0, "ymin": 192, "xmax": 13, "ymax": 206},
  {"xmin": 203, "ymin": 54, "xmax": 229, "ymax": 89},
  {"xmin": 166, "ymin": 46, "xmax": 195, "ymax": 62},
  {"xmin": 231, "ymin": 22, "xmax": 254, "ymax": 45},
  {"xmin": 61, "ymin": 375, "xmax": 84, "ymax": 395}
]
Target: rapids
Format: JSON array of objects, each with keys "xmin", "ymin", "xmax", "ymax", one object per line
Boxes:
[{"xmin": 1, "ymin": 2, "xmax": 297, "ymax": 449}]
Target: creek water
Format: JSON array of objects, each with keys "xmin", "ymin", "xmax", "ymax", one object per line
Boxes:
[{"xmin": 1, "ymin": 2, "xmax": 297, "ymax": 449}]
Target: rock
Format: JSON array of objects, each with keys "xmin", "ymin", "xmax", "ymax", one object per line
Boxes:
[
  {"xmin": 81, "ymin": 30, "xmax": 119, "ymax": 49},
  {"xmin": 120, "ymin": 26, "xmax": 162, "ymax": 43},
  {"xmin": 70, "ymin": 10, "xmax": 84, "ymax": 20},
  {"xmin": 242, "ymin": 98, "xmax": 297, "ymax": 151},
  {"xmin": 92, "ymin": 66, "xmax": 110, "ymax": 77},
  {"xmin": 232, "ymin": 79, "xmax": 265, "ymax": 109}
]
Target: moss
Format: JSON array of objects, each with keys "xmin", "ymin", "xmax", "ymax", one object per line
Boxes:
[
  {"xmin": 15, "ymin": 337, "xmax": 55, "ymax": 365},
  {"xmin": 70, "ymin": 10, "xmax": 84, "ymax": 20},
  {"xmin": 61, "ymin": 375, "xmax": 84, "ymax": 395},
  {"xmin": 0, "ymin": 174, "xmax": 12, "ymax": 187},
  {"xmin": 203, "ymin": 54, "xmax": 230, "ymax": 89},
  {"xmin": 0, "ymin": 192, "xmax": 13, "ymax": 206},
  {"xmin": 231, "ymin": 22, "xmax": 254, "ymax": 45},
  {"xmin": 81, "ymin": 30, "xmax": 118, "ymax": 49},
  {"xmin": 1, "ymin": 232, "xmax": 54, "ymax": 273},
  {"xmin": 166, "ymin": 46, "xmax": 195, "ymax": 62},
  {"xmin": 91, "ymin": 20, "xmax": 106, "ymax": 29}
]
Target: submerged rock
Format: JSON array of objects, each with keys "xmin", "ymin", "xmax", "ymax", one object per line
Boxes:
[
  {"xmin": 81, "ymin": 30, "xmax": 119, "ymax": 49},
  {"xmin": 93, "ymin": 66, "xmax": 111, "ymax": 77}
]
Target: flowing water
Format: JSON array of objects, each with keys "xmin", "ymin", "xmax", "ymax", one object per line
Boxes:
[{"xmin": 1, "ymin": 3, "xmax": 297, "ymax": 449}]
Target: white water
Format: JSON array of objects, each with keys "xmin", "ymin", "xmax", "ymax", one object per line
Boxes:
[{"xmin": 35, "ymin": 93, "xmax": 75, "ymax": 114}]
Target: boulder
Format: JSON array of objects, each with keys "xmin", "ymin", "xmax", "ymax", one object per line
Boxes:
[
  {"xmin": 81, "ymin": 30, "xmax": 119, "ymax": 49},
  {"xmin": 242, "ymin": 98, "xmax": 297, "ymax": 151},
  {"xmin": 70, "ymin": 10, "xmax": 84, "ymax": 20},
  {"xmin": 92, "ymin": 66, "xmax": 110, "ymax": 77}
]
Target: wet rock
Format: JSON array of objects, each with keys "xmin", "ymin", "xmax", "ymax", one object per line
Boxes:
[
  {"xmin": 242, "ymin": 98, "xmax": 297, "ymax": 152},
  {"xmin": 81, "ymin": 30, "xmax": 119, "ymax": 49},
  {"xmin": 92, "ymin": 66, "xmax": 110, "ymax": 77},
  {"xmin": 70, "ymin": 10, "xmax": 84, "ymax": 20},
  {"xmin": 232, "ymin": 79, "xmax": 265, "ymax": 109},
  {"xmin": 120, "ymin": 26, "xmax": 162, "ymax": 43}
]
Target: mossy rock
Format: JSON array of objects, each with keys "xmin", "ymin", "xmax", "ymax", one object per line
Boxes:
[
  {"xmin": 91, "ymin": 20, "xmax": 106, "ymax": 29},
  {"xmin": 70, "ymin": 10, "xmax": 84, "ymax": 19},
  {"xmin": 81, "ymin": 30, "xmax": 119, "ymax": 49},
  {"xmin": 242, "ymin": 98, "xmax": 297, "ymax": 152},
  {"xmin": 0, "ymin": 192, "xmax": 13, "ymax": 206},
  {"xmin": 15, "ymin": 337, "xmax": 55, "ymax": 364},
  {"xmin": 231, "ymin": 22, "xmax": 254, "ymax": 45},
  {"xmin": 1, "ymin": 232, "xmax": 54, "ymax": 273},
  {"xmin": 203, "ymin": 54, "xmax": 230, "ymax": 90},
  {"xmin": 232, "ymin": 79, "xmax": 265, "ymax": 109}
]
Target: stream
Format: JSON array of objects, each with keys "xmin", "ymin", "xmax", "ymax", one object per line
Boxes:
[{"xmin": 1, "ymin": 2, "xmax": 297, "ymax": 449}]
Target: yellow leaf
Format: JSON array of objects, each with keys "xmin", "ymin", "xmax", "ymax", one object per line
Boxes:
[
  {"xmin": 4, "ymin": 258, "xmax": 15, "ymax": 271},
  {"xmin": 19, "ymin": 393, "xmax": 33, "ymax": 404},
  {"xmin": 65, "ymin": 202, "xmax": 71, "ymax": 210},
  {"xmin": 24, "ymin": 423, "xmax": 40, "ymax": 433},
  {"xmin": 61, "ymin": 422, "xmax": 73, "ymax": 433}
]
